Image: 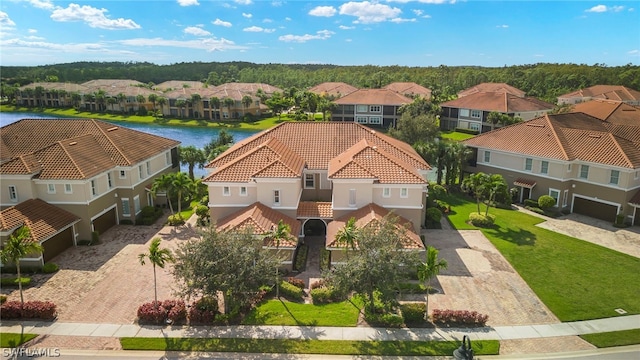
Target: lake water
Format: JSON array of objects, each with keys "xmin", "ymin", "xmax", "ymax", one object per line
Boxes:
[{"xmin": 0, "ymin": 112, "xmax": 260, "ymax": 178}]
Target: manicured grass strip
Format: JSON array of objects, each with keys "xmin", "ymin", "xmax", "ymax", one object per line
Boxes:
[
  {"xmin": 120, "ymin": 337, "xmax": 499, "ymax": 356},
  {"xmin": 242, "ymin": 298, "xmax": 362, "ymax": 326},
  {"xmin": 440, "ymin": 131, "xmax": 476, "ymax": 142},
  {"xmin": 444, "ymin": 193, "xmax": 640, "ymax": 322},
  {"xmin": 580, "ymin": 329, "xmax": 640, "ymax": 348},
  {"xmin": 0, "ymin": 333, "xmax": 38, "ymax": 348}
]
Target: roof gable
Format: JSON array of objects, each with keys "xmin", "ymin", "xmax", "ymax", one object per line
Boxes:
[
  {"xmin": 0, "ymin": 199, "xmax": 80, "ymax": 243},
  {"xmin": 458, "ymin": 83, "xmax": 526, "ymax": 98},
  {"xmin": 441, "ymin": 92, "xmax": 554, "ymax": 113},
  {"xmin": 333, "ymin": 88, "xmax": 413, "ymax": 106}
]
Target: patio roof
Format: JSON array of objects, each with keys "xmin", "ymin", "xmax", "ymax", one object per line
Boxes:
[
  {"xmin": 513, "ymin": 178, "xmax": 537, "ymax": 188},
  {"xmin": 297, "ymin": 202, "xmax": 333, "ymax": 219}
]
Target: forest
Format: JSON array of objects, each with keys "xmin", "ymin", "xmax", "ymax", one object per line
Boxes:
[{"xmin": 1, "ymin": 61, "xmax": 639, "ymax": 103}]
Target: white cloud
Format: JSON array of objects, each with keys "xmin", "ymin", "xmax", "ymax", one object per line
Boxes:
[
  {"xmin": 243, "ymin": 26, "xmax": 275, "ymax": 33},
  {"xmin": 0, "ymin": 11, "xmax": 16, "ymax": 27},
  {"xmin": 387, "ymin": 0, "xmax": 453, "ymax": 3},
  {"xmin": 279, "ymin": 29, "xmax": 335, "ymax": 43},
  {"xmin": 0, "ymin": 37, "xmax": 107, "ymax": 52},
  {"xmin": 177, "ymin": 0, "xmax": 199, "ymax": 6},
  {"xmin": 24, "ymin": 35, "xmax": 45, "ymax": 40},
  {"xmin": 28, "ymin": 29, "xmax": 37, "ymax": 34},
  {"xmin": 585, "ymin": 4, "xmax": 625, "ymax": 12},
  {"xmin": 116, "ymin": 37, "xmax": 247, "ymax": 52},
  {"xmin": 184, "ymin": 26, "xmax": 211, "ymax": 36},
  {"xmin": 339, "ymin": 25, "xmax": 355, "ymax": 30},
  {"xmin": 339, "ymin": 1, "xmax": 402, "ymax": 24},
  {"xmin": 272, "ymin": 1, "xmax": 283, "ymax": 6},
  {"xmin": 51, "ymin": 4, "xmax": 141, "ymax": 30},
  {"xmin": 26, "ymin": 0, "xmax": 55, "ymax": 10},
  {"xmin": 213, "ymin": 18, "xmax": 232, "ymax": 27},
  {"xmin": 242, "ymin": 13, "xmax": 253, "ymax": 18},
  {"xmin": 412, "ymin": 9, "xmax": 423, "ymax": 16},
  {"xmin": 235, "ymin": 0, "xmax": 253, "ymax": 5},
  {"xmin": 285, "ymin": 17, "xmax": 292, "ymax": 21},
  {"xmin": 390, "ymin": 17, "xmax": 416, "ymax": 23},
  {"xmin": 263, "ymin": 18, "xmax": 273, "ymax": 23},
  {"xmin": 309, "ymin": 6, "xmax": 337, "ymax": 17},
  {"xmin": 611, "ymin": 6, "xmax": 625, "ymax": 12},
  {"xmin": 628, "ymin": 49, "xmax": 640, "ymax": 56},
  {"xmin": 496, "ymin": 24, "xmax": 508, "ymax": 28},
  {"xmin": 586, "ymin": 5, "xmax": 608, "ymax": 12}
]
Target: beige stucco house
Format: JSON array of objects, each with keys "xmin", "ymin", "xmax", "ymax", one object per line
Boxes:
[
  {"xmin": 557, "ymin": 85, "xmax": 640, "ymax": 106},
  {"xmin": 203, "ymin": 122, "xmax": 430, "ymax": 268}
]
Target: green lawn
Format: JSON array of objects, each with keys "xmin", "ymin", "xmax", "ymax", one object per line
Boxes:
[
  {"xmin": 580, "ymin": 329, "xmax": 640, "ymax": 348},
  {"xmin": 120, "ymin": 337, "xmax": 500, "ymax": 356},
  {"xmin": 176, "ymin": 200, "xmax": 199, "ymax": 221},
  {"xmin": 440, "ymin": 131, "xmax": 476, "ymax": 142},
  {"xmin": 0, "ymin": 333, "xmax": 38, "ymax": 347},
  {"xmin": 242, "ymin": 298, "xmax": 362, "ymax": 326},
  {"xmin": 443, "ymin": 193, "xmax": 640, "ymax": 322}
]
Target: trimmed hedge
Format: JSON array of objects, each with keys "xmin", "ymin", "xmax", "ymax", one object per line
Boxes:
[
  {"xmin": 1, "ymin": 277, "xmax": 31, "ymax": 287},
  {"xmin": 279, "ymin": 281, "xmax": 304, "ymax": 302},
  {"xmin": 400, "ymin": 303, "xmax": 426, "ymax": 325},
  {"xmin": 285, "ymin": 277, "xmax": 305, "ymax": 289},
  {"xmin": 431, "ymin": 309, "xmax": 489, "ymax": 327},
  {"xmin": 167, "ymin": 214, "xmax": 186, "ymax": 226},
  {"xmin": 310, "ymin": 287, "xmax": 345, "ymax": 304},
  {"xmin": 42, "ymin": 263, "xmax": 59, "ymax": 274},
  {"xmin": 454, "ymin": 127, "xmax": 479, "ymax": 135},
  {"xmin": 137, "ymin": 300, "xmax": 187, "ymax": 325},
  {"xmin": 137, "ymin": 206, "xmax": 164, "ymax": 225},
  {"xmin": 293, "ymin": 244, "xmax": 308, "ymax": 272},
  {"xmin": 523, "ymin": 199, "xmax": 539, "ymax": 208},
  {"xmin": 364, "ymin": 311, "xmax": 404, "ymax": 328},
  {"xmin": 0, "ymin": 300, "xmax": 57, "ymax": 320},
  {"xmin": 468, "ymin": 212, "xmax": 495, "ymax": 227}
]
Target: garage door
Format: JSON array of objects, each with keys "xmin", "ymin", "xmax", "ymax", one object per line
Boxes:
[
  {"xmin": 42, "ymin": 227, "xmax": 74, "ymax": 262},
  {"xmin": 572, "ymin": 197, "xmax": 618, "ymax": 222},
  {"xmin": 92, "ymin": 208, "xmax": 116, "ymax": 236}
]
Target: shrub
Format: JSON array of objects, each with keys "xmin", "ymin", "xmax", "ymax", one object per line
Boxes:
[
  {"xmin": 537, "ymin": 195, "xmax": 556, "ymax": 209},
  {"xmin": 426, "ymin": 208, "xmax": 443, "ymax": 229},
  {"xmin": 188, "ymin": 297, "xmax": 218, "ymax": 325},
  {"xmin": 91, "ymin": 231, "xmax": 100, "ymax": 244},
  {"xmin": 0, "ymin": 300, "xmax": 57, "ymax": 320},
  {"xmin": 431, "ymin": 309, "xmax": 489, "ymax": 327},
  {"xmin": 429, "ymin": 184, "xmax": 447, "ymax": 200},
  {"xmin": 1, "ymin": 277, "xmax": 31, "ymax": 287},
  {"xmin": 319, "ymin": 248, "xmax": 331, "ymax": 271},
  {"xmin": 523, "ymin": 199, "xmax": 539, "ymax": 208},
  {"xmin": 42, "ymin": 263, "xmax": 59, "ymax": 274},
  {"xmin": 365, "ymin": 311, "xmax": 404, "ymax": 328},
  {"xmin": 468, "ymin": 212, "xmax": 495, "ymax": 227},
  {"xmin": 163, "ymin": 300, "xmax": 187, "ymax": 325},
  {"xmin": 397, "ymin": 282, "xmax": 428, "ymax": 294},
  {"xmin": 167, "ymin": 214, "xmax": 185, "ymax": 226},
  {"xmin": 293, "ymin": 244, "xmax": 308, "ymax": 272},
  {"xmin": 195, "ymin": 205, "xmax": 210, "ymax": 226},
  {"xmin": 199, "ymin": 195, "xmax": 209, "ymax": 206},
  {"xmin": 0, "ymin": 295, "xmax": 6, "ymax": 304},
  {"xmin": 615, "ymin": 213, "xmax": 625, "ymax": 225},
  {"xmin": 137, "ymin": 206, "xmax": 163, "ymax": 225},
  {"xmin": 310, "ymin": 279, "xmax": 326, "ymax": 290},
  {"xmin": 285, "ymin": 277, "xmax": 306, "ymax": 289},
  {"xmin": 279, "ymin": 280, "xmax": 304, "ymax": 302},
  {"xmin": 400, "ymin": 303, "xmax": 426, "ymax": 325},
  {"xmin": 454, "ymin": 127, "xmax": 479, "ymax": 135},
  {"xmin": 310, "ymin": 287, "xmax": 345, "ymax": 304},
  {"xmin": 525, "ymin": 206, "xmax": 546, "ymax": 215},
  {"xmin": 137, "ymin": 301, "xmax": 168, "ymax": 325},
  {"xmin": 434, "ymin": 200, "xmax": 451, "ymax": 213}
]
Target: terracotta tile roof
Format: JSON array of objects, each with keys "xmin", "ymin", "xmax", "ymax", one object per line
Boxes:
[
  {"xmin": 213, "ymin": 82, "xmax": 283, "ymax": 95},
  {"xmin": 205, "ymin": 138, "xmax": 304, "ymax": 182},
  {"xmin": 630, "ymin": 190, "xmax": 640, "ymax": 206},
  {"xmin": 216, "ymin": 202, "xmax": 300, "ymax": 248},
  {"xmin": 155, "ymin": 80, "xmax": 206, "ymax": 91},
  {"xmin": 81, "ymin": 79, "xmax": 145, "ymax": 89},
  {"xmin": 441, "ymin": 92, "xmax": 554, "ymax": 113},
  {"xmin": 0, "ymin": 154, "xmax": 42, "ymax": 175},
  {"xmin": 18, "ymin": 82, "xmax": 89, "ymax": 93},
  {"xmin": 463, "ymin": 112, "xmax": 640, "ymax": 168},
  {"xmin": 308, "ymin": 82, "xmax": 358, "ymax": 98},
  {"xmin": 297, "ymin": 202, "xmax": 333, "ymax": 218},
  {"xmin": 1, "ymin": 119, "xmax": 179, "ymax": 178},
  {"xmin": 0, "ymin": 199, "xmax": 80, "ymax": 243},
  {"xmin": 333, "ymin": 88, "xmax": 413, "ymax": 106},
  {"xmin": 559, "ymin": 85, "xmax": 640, "ymax": 103},
  {"xmin": 383, "ymin": 82, "xmax": 432, "ymax": 99},
  {"xmin": 572, "ymin": 99, "xmax": 640, "ymax": 125},
  {"xmin": 513, "ymin": 178, "xmax": 537, "ymax": 188},
  {"xmin": 206, "ymin": 122, "xmax": 428, "ymax": 176},
  {"xmin": 325, "ymin": 203, "xmax": 423, "ymax": 249},
  {"xmin": 458, "ymin": 83, "xmax": 526, "ymax": 98},
  {"xmin": 328, "ymin": 139, "xmax": 426, "ymax": 184}
]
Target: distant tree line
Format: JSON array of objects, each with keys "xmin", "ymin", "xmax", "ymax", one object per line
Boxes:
[{"xmin": 1, "ymin": 61, "xmax": 638, "ymax": 103}]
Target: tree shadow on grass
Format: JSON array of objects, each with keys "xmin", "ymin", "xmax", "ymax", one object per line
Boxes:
[{"xmin": 484, "ymin": 225, "xmax": 536, "ymax": 246}]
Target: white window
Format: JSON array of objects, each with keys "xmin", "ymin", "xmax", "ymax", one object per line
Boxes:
[
  {"xmin": 122, "ymin": 198, "xmax": 130, "ymax": 216},
  {"xmin": 369, "ymin": 116, "xmax": 382, "ymax": 125},
  {"xmin": 382, "ymin": 187, "xmax": 391, "ymax": 198},
  {"xmin": 610, "ymin": 170, "xmax": 620, "ymax": 185},
  {"xmin": 119, "ymin": 170, "xmax": 126, "ymax": 179},
  {"xmin": 107, "ymin": 173, "xmax": 113, "ymax": 188},
  {"xmin": 400, "ymin": 188, "xmax": 408, "ymax": 198},
  {"xmin": 222, "ymin": 186, "xmax": 230, "ymax": 196},
  {"xmin": 239, "ymin": 186, "xmax": 247, "ymax": 196},
  {"xmin": 562, "ymin": 190, "xmax": 569, "ymax": 207},
  {"xmin": 484, "ymin": 151, "xmax": 491, "ymax": 163},
  {"xmin": 134, "ymin": 195, "xmax": 141, "ymax": 215},
  {"xmin": 525, "ymin": 158, "xmax": 533, "ymax": 171},
  {"xmin": 165, "ymin": 152, "xmax": 171, "ymax": 165},
  {"xmin": 65, "ymin": 184, "xmax": 73, "ymax": 194},
  {"xmin": 549, "ymin": 189, "xmax": 560, "ymax": 207},
  {"xmin": 47, "ymin": 184, "xmax": 56, "ymax": 194},
  {"xmin": 469, "ymin": 123, "xmax": 480, "ymax": 131},
  {"xmin": 91, "ymin": 180, "xmax": 97, "ymax": 196},
  {"xmin": 146, "ymin": 161, "xmax": 151, "ymax": 176},
  {"xmin": 369, "ymin": 105, "xmax": 381, "ymax": 112},
  {"xmin": 274, "ymin": 190, "xmax": 281, "ymax": 205},
  {"xmin": 540, "ymin": 161, "xmax": 549, "ymax": 174},
  {"xmin": 305, "ymin": 174, "xmax": 315, "ymax": 189},
  {"xmin": 8, "ymin": 185, "xmax": 18, "ymax": 202},
  {"xmin": 579, "ymin": 165, "xmax": 589, "ymax": 179},
  {"xmin": 356, "ymin": 116, "xmax": 368, "ymax": 124},
  {"xmin": 470, "ymin": 110, "xmax": 482, "ymax": 119},
  {"xmin": 356, "ymin": 105, "xmax": 368, "ymax": 112},
  {"xmin": 349, "ymin": 189, "xmax": 356, "ymax": 207},
  {"xmin": 138, "ymin": 165, "xmax": 144, "ymax": 180},
  {"xmin": 459, "ymin": 109, "xmax": 470, "ymax": 117}
]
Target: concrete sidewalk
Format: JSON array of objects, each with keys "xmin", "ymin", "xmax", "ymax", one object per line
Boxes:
[{"xmin": 2, "ymin": 314, "xmax": 639, "ymax": 342}]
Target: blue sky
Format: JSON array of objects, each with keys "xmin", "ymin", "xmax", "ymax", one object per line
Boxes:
[{"xmin": 1, "ymin": 0, "xmax": 638, "ymax": 67}]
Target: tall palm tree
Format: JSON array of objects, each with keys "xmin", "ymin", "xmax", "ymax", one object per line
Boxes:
[
  {"xmin": 335, "ymin": 217, "xmax": 358, "ymax": 260},
  {"xmin": 178, "ymin": 145, "xmax": 206, "ymax": 180},
  {"xmin": 83, "ymin": 93, "xmax": 95, "ymax": 111},
  {"xmin": 170, "ymin": 172, "xmax": 194, "ymax": 215},
  {"xmin": 417, "ymin": 246, "xmax": 448, "ymax": 319},
  {"xmin": 209, "ymin": 96, "xmax": 221, "ymax": 121},
  {"xmin": 462, "ymin": 172, "xmax": 489, "ymax": 213},
  {"xmin": 176, "ymin": 99, "xmax": 187, "ymax": 118},
  {"xmin": 34, "ymin": 86, "xmax": 45, "ymax": 108},
  {"xmin": 116, "ymin": 92, "xmax": 127, "ymax": 113},
  {"xmin": 268, "ymin": 220, "xmax": 294, "ymax": 298},
  {"xmin": 156, "ymin": 97, "xmax": 167, "ymax": 117},
  {"xmin": 484, "ymin": 174, "xmax": 507, "ymax": 216},
  {"xmin": 70, "ymin": 92, "xmax": 82, "ymax": 109},
  {"xmin": 190, "ymin": 93, "xmax": 202, "ymax": 118},
  {"xmin": 138, "ymin": 237, "xmax": 173, "ymax": 309},
  {"xmin": 107, "ymin": 97, "xmax": 118, "ymax": 112},
  {"xmin": 241, "ymin": 95, "xmax": 253, "ymax": 116},
  {"xmin": 148, "ymin": 93, "xmax": 158, "ymax": 114},
  {"xmin": 151, "ymin": 173, "xmax": 176, "ymax": 214},
  {"xmin": 0, "ymin": 227, "xmax": 44, "ymax": 309},
  {"xmin": 94, "ymin": 90, "xmax": 106, "ymax": 112},
  {"xmin": 136, "ymin": 94, "xmax": 146, "ymax": 113},
  {"xmin": 223, "ymin": 97, "xmax": 235, "ymax": 119}
]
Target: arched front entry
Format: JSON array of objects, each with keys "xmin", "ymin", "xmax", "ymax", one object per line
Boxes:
[{"xmin": 303, "ymin": 219, "xmax": 327, "ymax": 236}]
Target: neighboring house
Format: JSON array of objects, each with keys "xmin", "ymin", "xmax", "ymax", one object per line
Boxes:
[
  {"xmin": 155, "ymin": 80, "xmax": 206, "ymax": 91},
  {"xmin": 308, "ymin": 82, "xmax": 358, "ymax": 99},
  {"xmin": 463, "ymin": 106, "xmax": 640, "ymax": 224},
  {"xmin": 572, "ymin": 99, "xmax": 640, "ymax": 125},
  {"xmin": 458, "ymin": 82, "xmax": 526, "ymax": 98},
  {"xmin": 440, "ymin": 92, "xmax": 554, "ymax": 133},
  {"xmin": 16, "ymin": 82, "xmax": 89, "ymax": 108},
  {"xmin": 0, "ymin": 119, "xmax": 181, "ymax": 249},
  {"xmin": 557, "ymin": 85, "xmax": 640, "ymax": 105},
  {"xmin": 383, "ymin": 82, "xmax": 432, "ymax": 100},
  {"xmin": 204, "ymin": 122, "xmax": 429, "ymax": 268},
  {"xmin": 332, "ymin": 89, "xmax": 413, "ymax": 128}
]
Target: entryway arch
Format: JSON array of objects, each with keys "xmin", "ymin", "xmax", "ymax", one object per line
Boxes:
[{"xmin": 303, "ymin": 218, "xmax": 327, "ymax": 236}]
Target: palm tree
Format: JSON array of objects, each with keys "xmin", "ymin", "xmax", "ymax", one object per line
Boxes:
[
  {"xmin": 34, "ymin": 86, "xmax": 45, "ymax": 108},
  {"xmin": 190, "ymin": 93, "xmax": 202, "ymax": 118},
  {"xmin": 463, "ymin": 172, "xmax": 489, "ymax": 214},
  {"xmin": 209, "ymin": 96, "xmax": 221, "ymax": 121},
  {"xmin": 241, "ymin": 95, "xmax": 253, "ymax": 116},
  {"xmin": 170, "ymin": 172, "xmax": 194, "ymax": 215},
  {"xmin": 138, "ymin": 237, "xmax": 173, "ymax": 309},
  {"xmin": 94, "ymin": 90, "xmax": 106, "ymax": 112},
  {"xmin": 176, "ymin": 99, "xmax": 187, "ymax": 118},
  {"xmin": 484, "ymin": 174, "xmax": 507, "ymax": 216},
  {"xmin": 107, "ymin": 97, "xmax": 118, "ymax": 112},
  {"xmin": 417, "ymin": 246, "xmax": 448, "ymax": 319},
  {"xmin": 148, "ymin": 93, "xmax": 159, "ymax": 114},
  {"xmin": 0, "ymin": 227, "xmax": 44, "ymax": 310},
  {"xmin": 136, "ymin": 94, "xmax": 146, "ymax": 113},
  {"xmin": 116, "ymin": 92, "xmax": 127, "ymax": 113},
  {"xmin": 151, "ymin": 173, "xmax": 176, "ymax": 214},
  {"xmin": 70, "ymin": 92, "xmax": 82, "ymax": 109},
  {"xmin": 156, "ymin": 97, "xmax": 167, "ymax": 117},
  {"xmin": 178, "ymin": 145, "xmax": 206, "ymax": 180},
  {"xmin": 223, "ymin": 97, "xmax": 235, "ymax": 119},
  {"xmin": 268, "ymin": 220, "xmax": 295, "ymax": 298},
  {"xmin": 83, "ymin": 93, "xmax": 95, "ymax": 111},
  {"xmin": 335, "ymin": 217, "xmax": 358, "ymax": 260}
]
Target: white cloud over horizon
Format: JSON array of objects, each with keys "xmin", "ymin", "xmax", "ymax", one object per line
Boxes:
[
  {"xmin": 339, "ymin": 1, "xmax": 402, "ymax": 24},
  {"xmin": 279, "ymin": 29, "xmax": 335, "ymax": 43},
  {"xmin": 309, "ymin": 6, "xmax": 337, "ymax": 17},
  {"xmin": 50, "ymin": 4, "xmax": 141, "ymax": 30}
]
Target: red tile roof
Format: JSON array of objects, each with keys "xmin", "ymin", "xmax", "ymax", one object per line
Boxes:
[
  {"xmin": 216, "ymin": 202, "xmax": 300, "ymax": 248},
  {"xmin": 333, "ymin": 88, "xmax": 413, "ymax": 106},
  {"xmin": 630, "ymin": 190, "xmax": 640, "ymax": 206},
  {"xmin": 572, "ymin": 99, "xmax": 640, "ymax": 125},
  {"xmin": 458, "ymin": 83, "xmax": 526, "ymax": 98},
  {"xmin": 325, "ymin": 203, "xmax": 423, "ymax": 249},
  {"xmin": 513, "ymin": 178, "xmax": 537, "ymax": 188},
  {"xmin": 297, "ymin": 202, "xmax": 333, "ymax": 218},
  {"xmin": 383, "ymin": 82, "xmax": 432, "ymax": 99},
  {"xmin": 559, "ymin": 85, "xmax": 640, "ymax": 103},
  {"xmin": 0, "ymin": 199, "xmax": 80, "ymax": 243},
  {"xmin": 441, "ymin": 92, "xmax": 554, "ymax": 113},
  {"xmin": 308, "ymin": 82, "xmax": 358, "ymax": 98}
]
